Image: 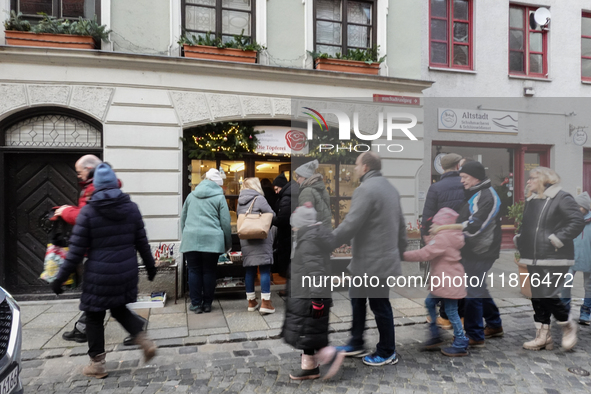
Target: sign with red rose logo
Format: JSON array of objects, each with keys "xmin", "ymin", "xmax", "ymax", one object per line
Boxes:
[
  {"xmin": 255, "ymin": 126, "xmax": 308, "ymax": 154},
  {"xmin": 285, "ymin": 130, "xmax": 307, "ymax": 151}
]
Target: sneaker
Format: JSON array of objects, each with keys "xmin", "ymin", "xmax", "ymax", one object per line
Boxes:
[
  {"xmin": 362, "ymin": 352, "xmax": 399, "ymax": 366},
  {"xmin": 289, "ymin": 367, "xmax": 320, "ymax": 380},
  {"xmin": 484, "ymin": 325, "xmax": 504, "ymax": 338},
  {"xmin": 468, "ymin": 338, "xmax": 485, "ymax": 348},
  {"xmin": 334, "ymin": 345, "xmax": 370, "ymax": 358},
  {"xmin": 247, "ymin": 299, "xmax": 259, "ymax": 312},
  {"xmin": 579, "ymin": 306, "xmax": 591, "ymax": 325},
  {"xmin": 189, "ymin": 303, "xmax": 203, "ymax": 314},
  {"xmin": 260, "ymin": 299, "xmax": 275, "ymax": 314},
  {"xmin": 62, "ymin": 327, "xmax": 87, "ymax": 343},
  {"xmin": 422, "ymin": 336, "xmax": 445, "ymax": 350}
]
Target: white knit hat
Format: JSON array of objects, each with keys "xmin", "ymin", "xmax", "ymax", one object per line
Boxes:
[
  {"xmin": 205, "ymin": 168, "xmax": 224, "ymax": 186},
  {"xmin": 295, "ymin": 159, "xmax": 319, "ymax": 179}
]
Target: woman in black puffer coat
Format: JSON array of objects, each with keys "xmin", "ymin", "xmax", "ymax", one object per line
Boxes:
[
  {"xmin": 282, "ymin": 203, "xmax": 344, "ymax": 381},
  {"xmin": 516, "ymin": 167, "xmax": 584, "ymax": 352},
  {"xmin": 272, "ymin": 174, "xmax": 299, "ymax": 278},
  {"xmin": 52, "ymin": 163, "xmax": 158, "ymax": 379}
]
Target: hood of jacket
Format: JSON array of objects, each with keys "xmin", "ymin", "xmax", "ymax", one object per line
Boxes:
[
  {"xmin": 433, "ymin": 207, "xmax": 459, "ymax": 225},
  {"xmin": 238, "ymin": 188, "xmax": 263, "ymax": 206},
  {"xmin": 90, "ymin": 189, "xmax": 132, "ymax": 221},
  {"xmin": 300, "ymin": 173, "xmax": 325, "ymax": 190},
  {"xmin": 192, "ymin": 179, "xmax": 224, "ymax": 199},
  {"xmin": 296, "ymin": 223, "xmax": 334, "ymax": 253}
]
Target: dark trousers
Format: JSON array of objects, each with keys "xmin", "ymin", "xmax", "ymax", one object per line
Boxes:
[
  {"xmin": 349, "ymin": 282, "xmax": 395, "ymax": 357},
  {"xmin": 185, "ymin": 251, "xmax": 219, "ymax": 307},
  {"xmin": 528, "ymin": 265, "xmax": 570, "ymax": 324},
  {"xmin": 462, "ymin": 257, "xmax": 502, "ymax": 342},
  {"xmin": 86, "ymin": 305, "xmax": 144, "ymax": 357}
]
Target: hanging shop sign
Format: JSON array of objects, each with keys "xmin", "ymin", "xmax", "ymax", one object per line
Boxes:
[
  {"xmin": 255, "ymin": 126, "xmax": 309, "ymax": 154},
  {"xmin": 438, "ymin": 108, "xmax": 519, "ymax": 134}
]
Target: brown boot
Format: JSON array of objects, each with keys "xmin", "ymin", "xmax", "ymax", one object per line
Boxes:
[
  {"xmin": 523, "ymin": 322, "xmax": 553, "ymax": 350},
  {"xmin": 484, "ymin": 325, "xmax": 504, "ymax": 338},
  {"xmin": 134, "ymin": 331, "xmax": 157, "ymax": 362},
  {"xmin": 248, "ymin": 299, "xmax": 259, "ymax": 312},
  {"xmin": 82, "ymin": 352, "xmax": 108, "ymax": 379},
  {"xmin": 260, "ymin": 298, "xmax": 275, "ymax": 314}
]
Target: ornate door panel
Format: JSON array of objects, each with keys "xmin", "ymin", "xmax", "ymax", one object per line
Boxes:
[{"xmin": 5, "ymin": 153, "xmax": 79, "ymax": 293}]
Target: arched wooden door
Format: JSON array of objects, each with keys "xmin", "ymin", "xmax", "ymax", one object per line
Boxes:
[{"xmin": 1, "ymin": 110, "xmax": 102, "ymax": 294}]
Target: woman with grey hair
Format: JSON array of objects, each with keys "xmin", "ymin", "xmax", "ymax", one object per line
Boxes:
[
  {"xmin": 238, "ymin": 178, "xmax": 276, "ymax": 314},
  {"xmin": 516, "ymin": 167, "xmax": 584, "ymax": 351}
]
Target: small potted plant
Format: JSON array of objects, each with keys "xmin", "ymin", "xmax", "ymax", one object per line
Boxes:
[
  {"xmin": 507, "ymin": 201, "xmax": 531, "ymax": 297},
  {"xmin": 4, "ymin": 12, "xmax": 111, "ymax": 49},
  {"xmin": 178, "ymin": 30, "xmax": 264, "ymax": 64},
  {"xmin": 310, "ymin": 46, "xmax": 386, "ymax": 75}
]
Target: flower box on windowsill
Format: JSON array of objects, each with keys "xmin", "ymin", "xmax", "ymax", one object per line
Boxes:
[
  {"xmin": 315, "ymin": 58, "xmax": 380, "ymax": 75},
  {"xmin": 182, "ymin": 45, "xmax": 257, "ymax": 64},
  {"xmin": 5, "ymin": 30, "xmax": 95, "ymax": 49}
]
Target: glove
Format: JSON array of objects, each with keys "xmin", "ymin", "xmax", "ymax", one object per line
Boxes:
[
  {"xmin": 147, "ymin": 267, "xmax": 157, "ymax": 282},
  {"xmin": 51, "ymin": 280, "xmax": 64, "ymax": 295},
  {"xmin": 311, "ymin": 300, "xmax": 324, "ymax": 319}
]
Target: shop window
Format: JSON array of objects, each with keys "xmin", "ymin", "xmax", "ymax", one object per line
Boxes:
[
  {"xmin": 314, "ymin": 0, "xmax": 376, "ymax": 57},
  {"xmin": 509, "ymin": 4, "xmax": 548, "ymax": 77},
  {"xmin": 314, "ymin": 162, "xmax": 357, "ymax": 228},
  {"xmin": 429, "ymin": 0, "xmax": 472, "ymax": 69},
  {"xmin": 11, "ymin": 0, "xmax": 100, "ymax": 22},
  {"xmin": 182, "ymin": 0, "xmax": 255, "ymax": 43},
  {"xmin": 582, "ymin": 12, "xmax": 591, "ymax": 81}
]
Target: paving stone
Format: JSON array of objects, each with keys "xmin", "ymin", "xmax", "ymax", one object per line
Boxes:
[
  {"xmin": 179, "ymin": 346, "xmax": 199, "ymax": 354},
  {"xmin": 155, "ymin": 338, "xmax": 184, "ymax": 348}
]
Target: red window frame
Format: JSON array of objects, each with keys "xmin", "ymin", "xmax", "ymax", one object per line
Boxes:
[
  {"xmin": 508, "ymin": 4, "xmax": 548, "ymax": 78},
  {"xmin": 582, "ymin": 12, "xmax": 591, "ymax": 81},
  {"xmin": 429, "ymin": 0, "xmax": 473, "ymax": 70}
]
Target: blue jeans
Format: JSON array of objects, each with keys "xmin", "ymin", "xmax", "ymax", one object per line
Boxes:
[
  {"xmin": 561, "ymin": 268, "xmax": 591, "ymax": 310},
  {"xmin": 462, "ymin": 257, "xmax": 502, "ymax": 342},
  {"xmin": 185, "ymin": 251, "xmax": 218, "ymax": 307},
  {"xmin": 348, "ymin": 284, "xmax": 395, "ymax": 357},
  {"xmin": 425, "ymin": 295, "xmax": 466, "ymax": 342},
  {"xmin": 245, "ymin": 265, "xmax": 271, "ymax": 294}
]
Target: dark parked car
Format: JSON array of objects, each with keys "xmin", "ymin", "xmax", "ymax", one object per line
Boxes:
[{"xmin": 0, "ymin": 288, "xmax": 22, "ymax": 394}]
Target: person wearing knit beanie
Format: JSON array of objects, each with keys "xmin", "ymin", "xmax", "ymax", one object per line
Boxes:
[
  {"xmin": 295, "ymin": 159, "xmax": 319, "ymax": 180},
  {"xmin": 93, "ymin": 163, "xmax": 119, "ymax": 190},
  {"xmin": 205, "ymin": 168, "xmax": 224, "ymax": 186},
  {"xmin": 575, "ymin": 192, "xmax": 591, "ymax": 212},
  {"xmin": 459, "ymin": 161, "xmax": 486, "ymax": 181},
  {"xmin": 290, "ymin": 202, "xmax": 317, "ymax": 229},
  {"xmin": 273, "ymin": 173, "xmax": 288, "ymax": 189}
]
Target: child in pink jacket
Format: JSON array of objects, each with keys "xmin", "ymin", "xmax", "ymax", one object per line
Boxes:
[{"xmin": 404, "ymin": 207, "xmax": 469, "ymax": 357}]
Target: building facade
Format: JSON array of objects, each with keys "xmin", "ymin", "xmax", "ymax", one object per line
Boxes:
[{"xmin": 0, "ymin": 0, "xmax": 430, "ymax": 294}]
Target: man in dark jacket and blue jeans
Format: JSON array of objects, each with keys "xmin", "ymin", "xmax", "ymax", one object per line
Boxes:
[
  {"xmin": 52, "ymin": 163, "xmax": 158, "ymax": 379},
  {"xmin": 457, "ymin": 161, "xmax": 504, "ymax": 350}
]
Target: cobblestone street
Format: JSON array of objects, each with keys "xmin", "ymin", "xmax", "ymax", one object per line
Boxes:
[{"xmin": 20, "ymin": 308, "xmax": 591, "ymax": 393}]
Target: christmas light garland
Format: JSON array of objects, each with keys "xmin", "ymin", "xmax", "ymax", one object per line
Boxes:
[{"xmin": 185, "ymin": 122, "xmax": 262, "ymax": 160}]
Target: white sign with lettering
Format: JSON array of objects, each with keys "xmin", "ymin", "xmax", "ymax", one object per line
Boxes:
[
  {"xmin": 255, "ymin": 126, "xmax": 309, "ymax": 154},
  {"xmin": 438, "ymin": 108, "xmax": 519, "ymax": 134}
]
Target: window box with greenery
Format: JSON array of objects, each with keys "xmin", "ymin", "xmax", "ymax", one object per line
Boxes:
[
  {"xmin": 178, "ymin": 31, "xmax": 264, "ymax": 64},
  {"xmin": 310, "ymin": 47, "xmax": 385, "ymax": 75},
  {"xmin": 3, "ymin": 12, "xmax": 111, "ymax": 49}
]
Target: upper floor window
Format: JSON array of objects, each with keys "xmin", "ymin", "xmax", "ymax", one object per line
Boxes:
[
  {"xmin": 314, "ymin": 0, "xmax": 376, "ymax": 57},
  {"xmin": 11, "ymin": 0, "xmax": 100, "ymax": 22},
  {"xmin": 429, "ymin": 0, "xmax": 472, "ymax": 69},
  {"xmin": 509, "ymin": 5, "xmax": 548, "ymax": 77},
  {"xmin": 182, "ymin": 0, "xmax": 255, "ymax": 43},
  {"xmin": 582, "ymin": 13, "xmax": 591, "ymax": 81}
]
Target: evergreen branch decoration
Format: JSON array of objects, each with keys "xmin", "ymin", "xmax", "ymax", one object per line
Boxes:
[{"xmin": 184, "ymin": 122, "xmax": 262, "ymax": 160}]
